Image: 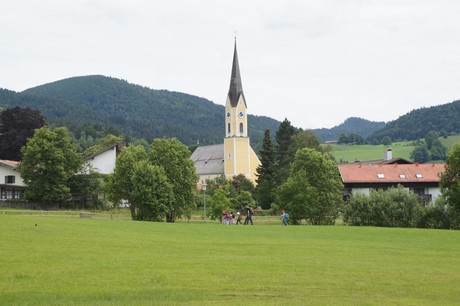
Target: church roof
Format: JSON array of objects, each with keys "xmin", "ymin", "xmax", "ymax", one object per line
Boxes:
[
  {"xmin": 228, "ymin": 41, "xmax": 246, "ymax": 108},
  {"xmin": 191, "ymin": 144, "xmax": 225, "ymax": 176}
]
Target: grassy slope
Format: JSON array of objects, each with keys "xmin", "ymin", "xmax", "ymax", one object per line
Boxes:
[
  {"xmin": 328, "ymin": 135, "xmax": 460, "ymax": 164},
  {"xmin": 1, "ymin": 216, "xmax": 460, "ymax": 305}
]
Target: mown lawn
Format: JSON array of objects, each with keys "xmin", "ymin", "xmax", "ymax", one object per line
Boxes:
[{"xmin": 1, "ymin": 215, "xmax": 460, "ymax": 305}]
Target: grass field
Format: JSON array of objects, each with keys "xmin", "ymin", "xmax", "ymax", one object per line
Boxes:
[
  {"xmin": 1, "ymin": 215, "xmax": 460, "ymax": 305},
  {"xmin": 328, "ymin": 135, "xmax": 460, "ymax": 163}
]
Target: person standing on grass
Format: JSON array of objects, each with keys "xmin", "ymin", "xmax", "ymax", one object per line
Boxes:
[
  {"xmin": 235, "ymin": 211, "xmax": 243, "ymax": 224},
  {"xmin": 281, "ymin": 210, "xmax": 289, "ymax": 226},
  {"xmin": 244, "ymin": 205, "xmax": 253, "ymax": 225}
]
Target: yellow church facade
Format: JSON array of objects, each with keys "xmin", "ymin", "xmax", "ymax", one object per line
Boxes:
[{"xmin": 191, "ymin": 41, "xmax": 261, "ymax": 183}]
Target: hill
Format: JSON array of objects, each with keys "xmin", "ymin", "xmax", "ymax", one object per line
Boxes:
[
  {"xmin": 369, "ymin": 99, "xmax": 460, "ymax": 142},
  {"xmin": 314, "ymin": 117, "xmax": 386, "ymax": 142},
  {"xmin": 1, "ymin": 75, "xmax": 280, "ymax": 148}
]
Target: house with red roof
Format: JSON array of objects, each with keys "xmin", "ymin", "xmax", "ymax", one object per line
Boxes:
[
  {"xmin": 0, "ymin": 160, "xmax": 26, "ymax": 200},
  {"xmin": 338, "ymin": 163, "xmax": 445, "ymax": 203}
]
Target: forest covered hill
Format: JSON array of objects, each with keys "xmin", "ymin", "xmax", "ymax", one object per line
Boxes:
[
  {"xmin": 314, "ymin": 117, "xmax": 386, "ymax": 142},
  {"xmin": 368, "ymin": 100, "xmax": 460, "ymax": 142},
  {"xmin": 1, "ymin": 75, "xmax": 460, "ymax": 147},
  {"xmin": 1, "ymin": 75, "xmax": 280, "ymax": 148}
]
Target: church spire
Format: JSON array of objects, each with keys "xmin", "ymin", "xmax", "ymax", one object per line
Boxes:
[{"xmin": 228, "ymin": 39, "xmax": 245, "ymax": 107}]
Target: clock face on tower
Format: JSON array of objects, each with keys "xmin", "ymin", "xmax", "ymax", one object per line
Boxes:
[{"xmin": 238, "ymin": 111, "xmax": 245, "ymax": 118}]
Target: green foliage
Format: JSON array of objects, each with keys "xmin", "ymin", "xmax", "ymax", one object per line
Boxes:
[
  {"xmin": 410, "ymin": 144, "xmax": 430, "ymax": 163},
  {"xmin": 255, "ymin": 129, "xmax": 276, "ymax": 209},
  {"xmin": 83, "ymin": 134, "xmax": 123, "ymax": 157},
  {"xmin": 382, "ymin": 136, "xmax": 392, "ymax": 146},
  {"xmin": 130, "ymin": 160, "xmax": 173, "ymax": 222},
  {"xmin": 0, "ymin": 106, "xmax": 46, "ymax": 160},
  {"xmin": 230, "ymin": 174, "xmax": 254, "ymax": 195},
  {"xmin": 417, "ymin": 197, "xmax": 454, "ymax": 229},
  {"xmin": 106, "ymin": 145, "xmax": 148, "ymax": 218},
  {"xmin": 67, "ymin": 164, "xmax": 104, "ymax": 209},
  {"xmin": 233, "ymin": 190, "xmax": 255, "ymax": 210},
  {"xmin": 275, "ymin": 118, "xmax": 295, "ymax": 185},
  {"xmin": 441, "ymin": 144, "xmax": 460, "ymax": 227},
  {"xmin": 278, "ymin": 148, "xmax": 343, "ymax": 225},
  {"xmin": 344, "ymin": 186, "xmax": 425, "ymax": 228},
  {"xmin": 149, "ymin": 138, "xmax": 198, "ymax": 222},
  {"xmin": 369, "ymin": 99, "xmax": 460, "ymax": 142},
  {"xmin": 315, "ymin": 117, "xmax": 386, "ymax": 142},
  {"xmin": 19, "ymin": 126, "xmax": 83, "ymax": 202},
  {"xmin": 207, "ymin": 188, "xmax": 232, "ymax": 220},
  {"xmin": 338, "ymin": 132, "xmax": 367, "ymax": 145},
  {"xmin": 1, "ymin": 76, "xmax": 280, "ymax": 148}
]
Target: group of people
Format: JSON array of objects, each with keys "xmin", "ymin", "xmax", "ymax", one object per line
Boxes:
[
  {"xmin": 221, "ymin": 206, "xmax": 289, "ymax": 226},
  {"xmin": 221, "ymin": 205, "xmax": 254, "ymax": 225}
]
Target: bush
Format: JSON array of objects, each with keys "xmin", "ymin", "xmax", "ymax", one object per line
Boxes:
[
  {"xmin": 344, "ymin": 186, "xmax": 424, "ymax": 228},
  {"xmin": 417, "ymin": 197, "xmax": 453, "ymax": 229}
]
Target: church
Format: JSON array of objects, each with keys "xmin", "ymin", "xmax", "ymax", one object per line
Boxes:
[{"xmin": 191, "ymin": 41, "xmax": 261, "ymax": 184}]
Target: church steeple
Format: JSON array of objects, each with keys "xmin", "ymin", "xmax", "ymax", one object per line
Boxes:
[{"xmin": 228, "ymin": 40, "xmax": 246, "ymax": 108}]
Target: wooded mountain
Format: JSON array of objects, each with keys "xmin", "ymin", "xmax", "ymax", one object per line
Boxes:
[
  {"xmin": 314, "ymin": 117, "xmax": 386, "ymax": 142},
  {"xmin": 368, "ymin": 100, "xmax": 460, "ymax": 142},
  {"xmin": 1, "ymin": 75, "xmax": 280, "ymax": 148}
]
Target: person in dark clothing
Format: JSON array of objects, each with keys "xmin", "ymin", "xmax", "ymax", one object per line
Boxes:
[{"xmin": 244, "ymin": 205, "xmax": 253, "ymax": 225}]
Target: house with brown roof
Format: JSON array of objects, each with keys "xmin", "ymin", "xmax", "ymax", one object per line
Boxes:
[
  {"xmin": 0, "ymin": 160, "xmax": 26, "ymax": 200},
  {"xmin": 338, "ymin": 163, "xmax": 445, "ymax": 203}
]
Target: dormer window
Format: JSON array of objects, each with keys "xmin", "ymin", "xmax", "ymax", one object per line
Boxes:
[
  {"xmin": 415, "ymin": 173, "xmax": 423, "ymax": 178},
  {"xmin": 377, "ymin": 174, "xmax": 385, "ymax": 179},
  {"xmin": 399, "ymin": 174, "xmax": 406, "ymax": 179}
]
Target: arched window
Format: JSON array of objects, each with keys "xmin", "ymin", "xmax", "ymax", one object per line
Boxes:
[
  {"xmin": 227, "ymin": 123, "xmax": 231, "ymax": 134},
  {"xmin": 239, "ymin": 123, "xmax": 244, "ymax": 135}
]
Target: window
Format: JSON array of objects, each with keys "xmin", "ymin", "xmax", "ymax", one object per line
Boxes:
[
  {"xmin": 399, "ymin": 174, "xmax": 406, "ymax": 179},
  {"xmin": 239, "ymin": 123, "xmax": 244, "ymax": 134},
  {"xmin": 227, "ymin": 123, "xmax": 231, "ymax": 134},
  {"xmin": 5, "ymin": 176, "xmax": 15, "ymax": 184},
  {"xmin": 377, "ymin": 173, "xmax": 385, "ymax": 179},
  {"xmin": 415, "ymin": 173, "xmax": 423, "ymax": 178}
]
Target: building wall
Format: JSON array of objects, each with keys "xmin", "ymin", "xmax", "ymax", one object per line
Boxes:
[
  {"xmin": 0, "ymin": 166, "xmax": 26, "ymax": 200},
  {"xmin": 86, "ymin": 147, "xmax": 117, "ymax": 174}
]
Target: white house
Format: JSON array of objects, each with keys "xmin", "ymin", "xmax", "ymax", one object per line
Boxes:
[
  {"xmin": 85, "ymin": 142, "xmax": 124, "ymax": 175},
  {"xmin": 0, "ymin": 160, "xmax": 26, "ymax": 200}
]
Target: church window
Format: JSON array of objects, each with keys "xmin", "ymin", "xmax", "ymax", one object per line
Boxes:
[
  {"xmin": 227, "ymin": 123, "xmax": 231, "ymax": 134},
  {"xmin": 239, "ymin": 123, "xmax": 244, "ymax": 134}
]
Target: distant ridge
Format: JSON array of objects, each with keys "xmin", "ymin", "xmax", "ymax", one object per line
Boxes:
[{"xmin": 314, "ymin": 117, "xmax": 386, "ymax": 142}]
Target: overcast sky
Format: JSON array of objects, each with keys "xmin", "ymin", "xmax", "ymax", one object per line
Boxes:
[{"xmin": 2, "ymin": 0, "xmax": 460, "ymax": 129}]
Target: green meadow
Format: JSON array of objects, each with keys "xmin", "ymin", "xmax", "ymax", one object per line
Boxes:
[
  {"xmin": 328, "ymin": 135, "xmax": 460, "ymax": 163},
  {"xmin": 1, "ymin": 215, "xmax": 460, "ymax": 305}
]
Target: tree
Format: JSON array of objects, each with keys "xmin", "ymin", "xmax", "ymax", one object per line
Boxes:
[
  {"xmin": 424, "ymin": 130, "xmax": 439, "ymax": 150},
  {"xmin": 286, "ymin": 129, "xmax": 322, "ymax": 162},
  {"xmin": 19, "ymin": 126, "xmax": 83, "ymax": 203},
  {"xmin": 255, "ymin": 129, "xmax": 276, "ymax": 209},
  {"xmin": 149, "ymin": 138, "xmax": 198, "ymax": 222},
  {"xmin": 430, "ymin": 139, "xmax": 447, "ymax": 161},
  {"xmin": 278, "ymin": 148, "xmax": 343, "ymax": 225},
  {"xmin": 410, "ymin": 144, "xmax": 430, "ymax": 163},
  {"xmin": 207, "ymin": 188, "xmax": 232, "ymax": 221},
  {"xmin": 275, "ymin": 118, "xmax": 295, "ymax": 185},
  {"xmin": 130, "ymin": 160, "xmax": 173, "ymax": 221},
  {"xmin": 0, "ymin": 107, "xmax": 46, "ymax": 160},
  {"xmin": 382, "ymin": 136, "xmax": 392, "ymax": 147},
  {"xmin": 106, "ymin": 145, "xmax": 148, "ymax": 219},
  {"xmin": 441, "ymin": 144, "xmax": 460, "ymax": 227},
  {"xmin": 68, "ymin": 164, "xmax": 103, "ymax": 209}
]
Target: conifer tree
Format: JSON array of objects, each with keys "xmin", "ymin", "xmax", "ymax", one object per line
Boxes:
[
  {"xmin": 275, "ymin": 118, "xmax": 295, "ymax": 186},
  {"xmin": 255, "ymin": 129, "xmax": 276, "ymax": 209}
]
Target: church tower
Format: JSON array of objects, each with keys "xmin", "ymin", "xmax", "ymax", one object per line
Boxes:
[{"xmin": 224, "ymin": 40, "xmax": 260, "ymax": 182}]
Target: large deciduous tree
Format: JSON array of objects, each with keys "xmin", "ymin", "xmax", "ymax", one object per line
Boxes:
[
  {"xmin": 130, "ymin": 160, "xmax": 173, "ymax": 221},
  {"xmin": 278, "ymin": 148, "xmax": 343, "ymax": 225},
  {"xmin": 149, "ymin": 138, "xmax": 198, "ymax": 222},
  {"xmin": 441, "ymin": 144, "xmax": 460, "ymax": 227},
  {"xmin": 106, "ymin": 145, "xmax": 148, "ymax": 219},
  {"xmin": 0, "ymin": 107, "xmax": 46, "ymax": 160},
  {"xmin": 19, "ymin": 126, "xmax": 83, "ymax": 203}
]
